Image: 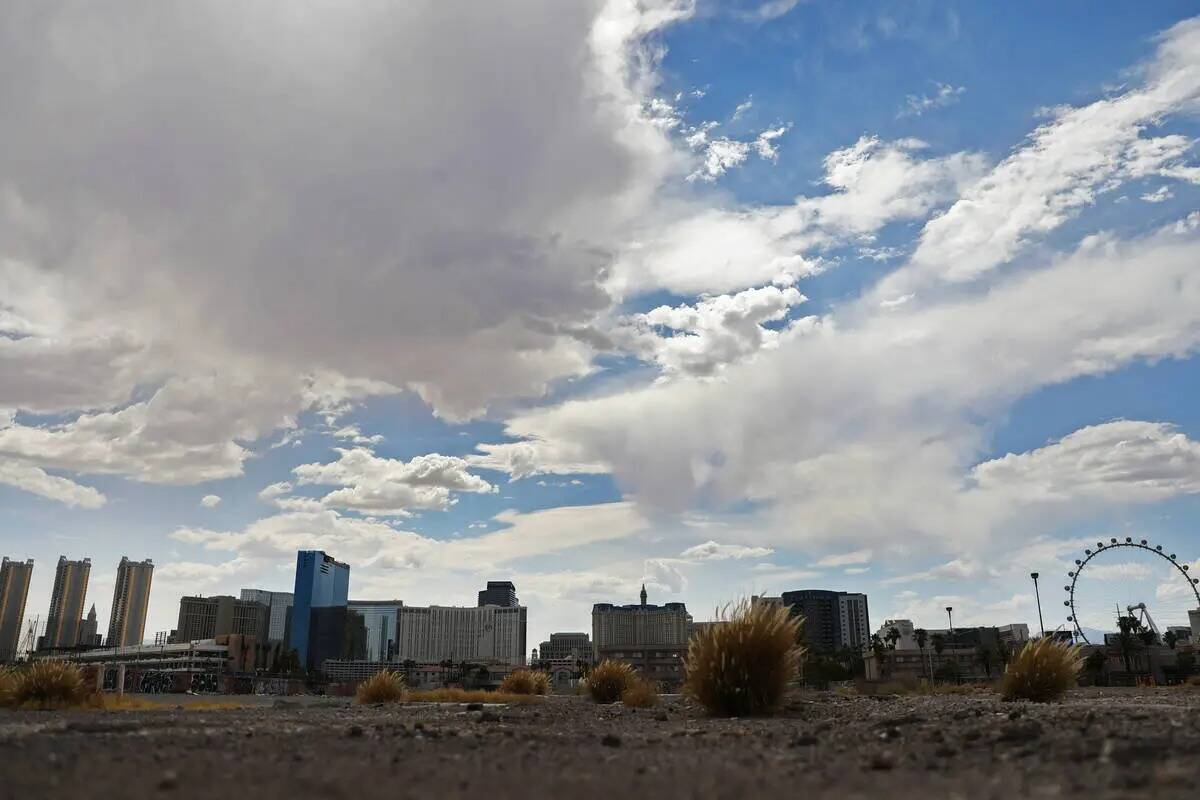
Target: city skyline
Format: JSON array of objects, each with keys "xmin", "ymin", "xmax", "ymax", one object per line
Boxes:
[{"xmin": 3, "ymin": 4, "xmax": 1200, "ymax": 656}]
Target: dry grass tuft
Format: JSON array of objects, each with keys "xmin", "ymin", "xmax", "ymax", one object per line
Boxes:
[
  {"xmin": 684, "ymin": 598, "xmax": 803, "ymax": 716},
  {"xmin": 355, "ymin": 670, "xmax": 407, "ymax": 705},
  {"xmin": 14, "ymin": 661, "xmax": 87, "ymax": 708},
  {"xmin": 1001, "ymin": 638, "xmax": 1082, "ymax": 703},
  {"xmin": 0, "ymin": 668, "xmax": 17, "ymax": 708},
  {"xmin": 406, "ymin": 688, "xmax": 541, "ymax": 704},
  {"xmin": 621, "ymin": 677, "xmax": 659, "ymax": 708},
  {"xmin": 585, "ymin": 660, "xmax": 637, "ymax": 704},
  {"xmin": 499, "ymin": 669, "xmax": 551, "ymax": 695}
]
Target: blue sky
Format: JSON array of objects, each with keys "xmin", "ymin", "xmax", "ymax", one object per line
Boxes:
[{"xmin": 3, "ymin": 0, "xmax": 1200, "ymax": 650}]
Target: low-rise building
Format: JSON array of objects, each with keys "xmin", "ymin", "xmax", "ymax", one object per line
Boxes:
[{"xmin": 172, "ymin": 595, "xmax": 270, "ymax": 643}]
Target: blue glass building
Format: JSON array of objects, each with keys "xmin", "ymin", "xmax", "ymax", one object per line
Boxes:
[{"xmin": 290, "ymin": 550, "xmax": 350, "ymax": 667}]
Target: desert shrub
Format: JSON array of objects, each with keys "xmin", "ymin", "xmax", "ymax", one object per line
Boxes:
[
  {"xmin": 0, "ymin": 668, "xmax": 16, "ymax": 708},
  {"xmin": 1001, "ymin": 638, "xmax": 1081, "ymax": 703},
  {"xmin": 684, "ymin": 598, "xmax": 803, "ymax": 716},
  {"xmin": 354, "ymin": 670, "xmax": 407, "ymax": 704},
  {"xmin": 15, "ymin": 661, "xmax": 87, "ymax": 707},
  {"xmin": 621, "ymin": 677, "xmax": 659, "ymax": 708},
  {"xmin": 586, "ymin": 660, "xmax": 637, "ymax": 704},
  {"xmin": 499, "ymin": 669, "xmax": 551, "ymax": 695}
]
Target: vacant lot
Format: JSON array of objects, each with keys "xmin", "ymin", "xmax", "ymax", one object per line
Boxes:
[{"xmin": 1, "ymin": 688, "xmax": 1197, "ymax": 799}]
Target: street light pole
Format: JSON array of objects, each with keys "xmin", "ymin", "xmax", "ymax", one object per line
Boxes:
[
  {"xmin": 1031, "ymin": 572, "xmax": 1045, "ymax": 639},
  {"xmin": 946, "ymin": 606, "xmax": 953, "ymax": 633}
]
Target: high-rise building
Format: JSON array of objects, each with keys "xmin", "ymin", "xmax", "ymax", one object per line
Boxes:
[
  {"xmin": 239, "ymin": 589, "xmax": 294, "ymax": 642},
  {"xmin": 43, "ymin": 556, "xmax": 91, "ymax": 650},
  {"xmin": 592, "ymin": 585, "xmax": 692, "ymax": 654},
  {"xmin": 537, "ymin": 632, "xmax": 593, "ymax": 664},
  {"xmin": 1189, "ymin": 609, "xmax": 1200, "ymax": 643},
  {"xmin": 477, "ymin": 581, "xmax": 518, "ymax": 608},
  {"xmin": 77, "ymin": 604, "xmax": 102, "ymax": 647},
  {"xmin": 308, "ymin": 607, "xmax": 367, "ymax": 672},
  {"xmin": 172, "ymin": 595, "xmax": 270, "ymax": 643},
  {"xmin": 347, "ymin": 600, "xmax": 404, "ymax": 661},
  {"xmin": 106, "ymin": 557, "xmax": 154, "ymax": 647},
  {"xmin": 394, "ymin": 604, "xmax": 527, "ymax": 665},
  {"xmin": 0, "ymin": 558, "xmax": 34, "ymax": 662},
  {"xmin": 290, "ymin": 551, "xmax": 350, "ymax": 668},
  {"xmin": 780, "ymin": 590, "xmax": 870, "ymax": 652}
]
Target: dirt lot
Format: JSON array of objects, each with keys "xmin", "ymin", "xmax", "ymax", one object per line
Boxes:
[{"xmin": 1, "ymin": 687, "xmax": 1197, "ymax": 799}]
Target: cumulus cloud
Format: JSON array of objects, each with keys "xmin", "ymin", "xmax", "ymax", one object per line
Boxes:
[
  {"xmin": 291, "ymin": 448, "xmax": 496, "ymax": 516},
  {"xmin": 613, "ymin": 284, "xmax": 808, "ymax": 377},
  {"xmin": 612, "ymin": 136, "xmax": 986, "ymax": 295},
  {"xmin": 679, "ymin": 540, "xmax": 775, "ymax": 561},
  {"xmin": 0, "ymin": 458, "xmax": 105, "ymax": 508},
  {"xmin": 0, "ymin": 0, "xmax": 699, "ymax": 506},
  {"xmin": 970, "ymin": 421, "xmax": 1200, "ymax": 504},
  {"xmin": 884, "ymin": 18, "xmax": 1200, "ymax": 291},
  {"xmin": 897, "ymin": 82, "xmax": 965, "ymax": 118},
  {"xmin": 200, "ymin": 494, "xmax": 221, "ymax": 508}
]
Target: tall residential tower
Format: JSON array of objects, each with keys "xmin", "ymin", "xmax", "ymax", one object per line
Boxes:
[
  {"xmin": 107, "ymin": 557, "xmax": 154, "ymax": 647},
  {"xmin": 0, "ymin": 558, "xmax": 34, "ymax": 662},
  {"xmin": 43, "ymin": 556, "xmax": 91, "ymax": 649}
]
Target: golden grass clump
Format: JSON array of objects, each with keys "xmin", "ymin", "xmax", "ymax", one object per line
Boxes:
[
  {"xmin": 498, "ymin": 668, "xmax": 551, "ymax": 695},
  {"xmin": 355, "ymin": 670, "xmax": 407, "ymax": 705},
  {"xmin": 406, "ymin": 688, "xmax": 541, "ymax": 704},
  {"xmin": 621, "ymin": 677, "xmax": 659, "ymax": 708},
  {"xmin": 0, "ymin": 667, "xmax": 17, "ymax": 708},
  {"xmin": 585, "ymin": 660, "xmax": 637, "ymax": 704},
  {"xmin": 15, "ymin": 661, "xmax": 87, "ymax": 708},
  {"xmin": 683, "ymin": 599, "xmax": 803, "ymax": 716},
  {"xmin": 1000, "ymin": 638, "xmax": 1082, "ymax": 703}
]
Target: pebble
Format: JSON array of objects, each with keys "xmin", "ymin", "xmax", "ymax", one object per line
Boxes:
[
  {"xmin": 157, "ymin": 771, "xmax": 178, "ymax": 791},
  {"xmin": 346, "ymin": 725, "xmax": 365, "ymax": 738},
  {"xmin": 601, "ymin": 733, "xmax": 622, "ymax": 748}
]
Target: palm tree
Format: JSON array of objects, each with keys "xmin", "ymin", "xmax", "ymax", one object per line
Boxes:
[
  {"xmin": 915, "ymin": 628, "xmax": 929, "ymax": 681},
  {"xmin": 976, "ymin": 646, "xmax": 994, "ymax": 680},
  {"xmin": 870, "ymin": 633, "xmax": 888, "ymax": 679},
  {"xmin": 1115, "ymin": 614, "xmax": 1142, "ymax": 673},
  {"xmin": 1163, "ymin": 630, "xmax": 1178, "ymax": 650},
  {"xmin": 930, "ymin": 634, "xmax": 946, "ymax": 681},
  {"xmin": 886, "ymin": 627, "xmax": 901, "ymax": 650}
]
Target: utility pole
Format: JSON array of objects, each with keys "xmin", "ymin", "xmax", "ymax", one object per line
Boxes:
[
  {"xmin": 946, "ymin": 606, "xmax": 954, "ymax": 633},
  {"xmin": 1030, "ymin": 572, "xmax": 1045, "ymax": 638}
]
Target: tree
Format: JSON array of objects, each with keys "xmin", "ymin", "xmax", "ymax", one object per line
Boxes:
[
  {"xmin": 976, "ymin": 646, "xmax": 994, "ymax": 679},
  {"xmin": 1176, "ymin": 650, "xmax": 1195, "ymax": 676},
  {"xmin": 885, "ymin": 627, "xmax": 901, "ymax": 650},
  {"xmin": 1163, "ymin": 630, "xmax": 1178, "ymax": 650},
  {"xmin": 930, "ymin": 634, "xmax": 946, "ymax": 682},
  {"xmin": 915, "ymin": 628, "xmax": 929, "ymax": 681},
  {"xmin": 870, "ymin": 634, "xmax": 888, "ymax": 679},
  {"xmin": 1115, "ymin": 614, "xmax": 1143, "ymax": 673}
]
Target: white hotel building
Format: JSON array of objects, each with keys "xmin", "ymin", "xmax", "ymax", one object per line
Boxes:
[{"xmin": 394, "ymin": 604, "xmax": 527, "ymax": 666}]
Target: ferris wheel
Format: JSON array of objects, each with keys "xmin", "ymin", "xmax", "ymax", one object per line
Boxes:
[{"xmin": 1064, "ymin": 537, "xmax": 1199, "ymax": 645}]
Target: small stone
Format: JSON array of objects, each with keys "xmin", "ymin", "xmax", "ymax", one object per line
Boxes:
[
  {"xmin": 601, "ymin": 733, "xmax": 622, "ymax": 748},
  {"xmin": 790, "ymin": 734, "xmax": 818, "ymax": 747},
  {"xmin": 879, "ymin": 726, "xmax": 901, "ymax": 740},
  {"xmin": 997, "ymin": 720, "xmax": 1043, "ymax": 743},
  {"xmin": 157, "ymin": 771, "xmax": 178, "ymax": 791},
  {"xmin": 346, "ymin": 725, "xmax": 365, "ymax": 738},
  {"xmin": 868, "ymin": 752, "xmax": 895, "ymax": 771},
  {"xmin": 466, "ymin": 702, "xmax": 483, "ymax": 711},
  {"xmin": 654, "ymin": 712, "xmax": 668, "ymax": 722},
  {"xmin": 476, "ymin": 710, "xmax": 500, "ymax": 723}
]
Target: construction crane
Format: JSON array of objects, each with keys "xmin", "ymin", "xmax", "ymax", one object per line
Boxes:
[{"xmin": 1126, "ymin": 603, "xmax": 1161, "ymax": 638}]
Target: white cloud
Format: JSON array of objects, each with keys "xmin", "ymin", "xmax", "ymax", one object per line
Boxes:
[
  {"xmin": 971, "ymin": 421, "xmax": 1200, "ymax": 505},
  {"xmin": 0, "ymin": 458, "xmax": 105, "ymax": 508},
  {"xmin": 613, "ymin": 284, "xmax": 807, "ymax": 377},
  {"xmin": 739, "ymin": 0, "xmax": 803, "ymax": 22},
  {"xmin": 679, "ymin": 540, "xmax": 775, "ymax": 561},
  {"xmin": 897, "ymin": 82, "xmax": 965, "ymax": 118},
  {"xmin": 614, "ymin": 136, "xmax": 986, "ymax": 295},
  {"xmin": 1141, "ymin": 185, "xmax": 1174, "ymax": 203},
  {"xmin": 291, "ymin": 447, "xmax": 496, "ymax": 516},
  {"xmin": 885, "ymin": 19, "xmax": 1200, "ymax": 290},
  {"xmin": 814, "ymin": 548, "xmax": 874, "ymax": 567},
  {"xmin": 200, "ymin": 494, "xmax": 221, "ymax": 508}
]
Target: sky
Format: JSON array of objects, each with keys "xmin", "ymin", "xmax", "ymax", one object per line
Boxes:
[{"xmin": 3, "ymin": 0, "xmax": 1200, "ymax": 652}]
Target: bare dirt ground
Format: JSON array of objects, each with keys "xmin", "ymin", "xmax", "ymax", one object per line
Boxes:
[{"xmin": 2, "ymin": 687, "xmax": 1198, "ymax": 799}]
